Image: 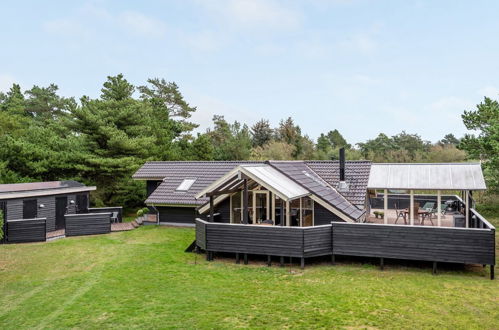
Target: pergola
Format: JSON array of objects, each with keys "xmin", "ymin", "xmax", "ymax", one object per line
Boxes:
[
  {"xmin": 367, "ymin": 163, "xmax": 487, "ymax": 227},
  {"xmin": 196, "ymin": 164, "xmax": 310, "ymax": 225}
]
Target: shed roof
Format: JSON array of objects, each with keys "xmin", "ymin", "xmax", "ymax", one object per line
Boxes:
[
  {"xmin": 367, "ymin": 163, "xmax": 487, "ymax": 190},
  {"xmin": 0, "ymin": 181, "xmax": 95, "ymax": 200}
]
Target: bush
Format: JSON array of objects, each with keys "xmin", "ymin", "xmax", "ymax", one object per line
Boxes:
[{"xmin": 136, "ymin": 207, "xmax": 150, "ymax": 217}]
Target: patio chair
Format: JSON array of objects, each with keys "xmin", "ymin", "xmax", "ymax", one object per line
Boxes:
[{"xmin": 110, "ymin": 211, "xmax": 118, "ymax": 223}]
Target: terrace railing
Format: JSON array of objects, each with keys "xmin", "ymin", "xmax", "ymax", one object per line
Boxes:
[
  {"xmin": 6, "ymin": 218, "xmax": 47, "ymax": 243},
  {"xmin": 196, "ymin": 212, "xmax": 496, "ymax": 279},
  {"xmin": 65, "ymin": 212, "xmax": 112, "ymax": 237}
]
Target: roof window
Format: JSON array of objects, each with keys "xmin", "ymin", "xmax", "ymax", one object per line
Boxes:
[{"xmin": 176, "ymin": 178, "xmax": 196, "ymax": 192}]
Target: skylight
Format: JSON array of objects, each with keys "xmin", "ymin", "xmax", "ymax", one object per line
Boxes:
[{"xmin": 176, "ymin": 178, "xmax": 196, "ymax": 192}]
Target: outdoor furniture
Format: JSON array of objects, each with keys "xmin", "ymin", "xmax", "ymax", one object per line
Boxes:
[
  {"xmin": 394, "ymin": 203, "xmax": 407, "ymax": 224},
  {"xmin": 110, "ymin": 211, "xmax": 118, "ymax": 223}
]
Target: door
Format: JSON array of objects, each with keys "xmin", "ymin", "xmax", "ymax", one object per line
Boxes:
[
  {"xmin": 55, "ymin": 197, "xmax": 68, "ymax": 230},
  {"xmin": 23, "ymin": 199, "xmax": 37, "ymax": 219},
  {"xmin": 76, "ymin": 194, "xmax": 88, "ymax": 214}
]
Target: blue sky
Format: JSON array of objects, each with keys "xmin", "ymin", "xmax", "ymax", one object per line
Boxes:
[{"xmin": 1, "ymin": 0, "xmax": 498, "ymax": 144}]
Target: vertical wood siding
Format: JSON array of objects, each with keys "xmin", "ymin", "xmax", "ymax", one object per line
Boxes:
[
  {"xmin": 38, "ymin": 196, "xmax": 56, "ymax": 232},
  {"xmin": 7, "ymin": 218, "xmax": 46, "ymax": 243},
  {"xmin": 65, "ymin": 213, "xmax": 111, "ymax": 236},
  {"xmin": 158, "ymin": 207, "xmax": 197, "ymax": 223},
  {"xmin": 196, "ymin": 220, "xmax": 207, "ymax": 249},
  {"xmin": 6, "ymin": 199, "xmax": 23, "ymax": 220},
  {"xmin": 67, "ymin": 195, "xmax": 77, "ymax": 214},
  {"xmin": 314, "ymin": 203, "xmax": 343, "ymax": 225}
]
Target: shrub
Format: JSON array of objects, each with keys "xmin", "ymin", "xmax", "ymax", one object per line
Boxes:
[{"xmin": 136, "ymin": 207, "xmax": 150, "ymax": 217}]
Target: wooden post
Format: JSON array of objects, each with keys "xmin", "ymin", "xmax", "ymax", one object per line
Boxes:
[
  {"xmin": 280, "ymin": 202, "xmax": 284, "ymax": 227},
  {"xmin": 244, "ymin": 253, "xmax": 248, "ymax": 265},
  {"xmin": 432, "ymin": 261, "xmax": 437, "ymax": 275},
  {"xmin": 280, "ymin": 256, "xmax": 284, "ymax": 267},
  {"xmin": 380, "ymin": 257, "xmax": 384, "ymax": 270},
  {"xmin": 410, "ymin": 190, "xmax": 414, "ymax": 226},
  {"xmin": 465, "ymin": 190, "xmax": 469, "ymax": 228},
  {"xmin": 267, "ymin": 255, "xmax": 271, "ymax": 267},
  {"xmin": 236, "ymin": 253, "xmax": 240, "ymax": 264},
  {"xmin": 286, "ymin": 200, "xmax": 290, "ymax": 226},
  {"xmin": 206, "ymin": 251, "xmax": 210, "ymax": 261},
  {"xmin": 331, "ymin": 254, "xmax": 335, "ymax": 265},
  {"xmin": 437, "ymin": 190, "xmax": 441, "ymax": 227},
  {"xmin": 209, "ymin": 196, "xmax": 214, "ymax": 223},
  {"xmin": 300, "ymin": 257, "xmax": 305, "ymax": 269},
  {"xmin": 383, "ymin": 189, "xmax": 388, "ymax": 224},
  {"xmin": 243, "ymin": 179, "xmax": 249, "ymax": 224},
  {"xmin": 491, "ymin": 265, "xmax": 495, "ymax": 280}
]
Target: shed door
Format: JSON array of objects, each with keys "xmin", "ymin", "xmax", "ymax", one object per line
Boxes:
[
  {"xmin": 55, "ymin": 197, "xmax": 67, "ymax": 230},
  {"xmin": 23, "ymin": 199, "xmax": 37, "ymax": 219}
]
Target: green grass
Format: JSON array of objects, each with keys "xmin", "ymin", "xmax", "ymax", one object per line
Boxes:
[{"xmin": 1, "ymin": 218, "xmax": 498, "ymax": 329}]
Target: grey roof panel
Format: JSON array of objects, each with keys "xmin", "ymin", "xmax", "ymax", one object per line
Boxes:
[
  {"xmin": 368, "ymin": 163, "xmax": 486, "ymax": 190},
  {"xmin": 137, "ymin": 160, "xmax": 372, "ymax": 220}
]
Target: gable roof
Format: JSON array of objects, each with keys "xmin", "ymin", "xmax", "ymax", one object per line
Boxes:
[
  {"xmin": 134, "ymin": 160, "xmax": 372, "ymax": 220},
  {"xmin": 196, "ymin": 164, "xmax": 310, "ymax": 201},
  {"xmin": 368, "ymin": 163, "xmax": 487, "ymax": 190}
]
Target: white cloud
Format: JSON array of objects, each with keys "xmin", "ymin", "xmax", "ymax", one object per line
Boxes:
[
  {"xmin": 119, "ymin": 11, "xmax": 167, "ymax": 38},
  {"xmin": 477, "ymin": 86, "xmax": 499, "ymax": 98},
  {"xmin": 0, "ymin": 74, "xmax": 16, "ymax": 92},
  {"xmin": 200, "ymin": 0, "xmax": 302, "ymax": 31},
  {"xmin": 43, "ymin": 5, "xmax": 167, "ymax": 39},
  {"xmin": 188, "ymin": 93, "xmax": 260, "ymax": 133},
  {"xmin": 185, "ymin": 31, "xmax": 220, "ymax": 52}
]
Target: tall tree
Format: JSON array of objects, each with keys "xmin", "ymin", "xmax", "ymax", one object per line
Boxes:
[
  {"xmin": 207, "ymin": 115, "xmax": 252, "ymax": 160},
  {"xmin": 460, "ymin": 97, "xmax": 499, "ymax": 192},
  {"xmin": 139, "ymin": 78, "xmax": 198, "ymax": 160},
  {"xmin": 24, "ymin": 84, "xmax": 75, "ymax": 120},
  {"xmin": 439, "ymin": 133, "xmax": 460, "ymax": 145},
  {"xmin": 327, "ymin": 129, "xmax": 350, "ymax": 149},
  {"xmin": 251, "ymin": 119, "xmax": 273, "ymax": 147},
  {"xmin": 68, "ymin": 75, "xmax": 154, "ymax": 205}
]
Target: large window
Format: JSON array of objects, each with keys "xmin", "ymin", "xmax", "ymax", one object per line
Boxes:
[
  {"xmin": 231, "ymin": 191, "xmax": 242, "ymax": 224},
  {"xmin": 301, "ymin": 197, "xmax": 313, "ymax": 227},
  {"xmin": 176, "ymin": 178, "xmax": 196, "ymax": 191}
]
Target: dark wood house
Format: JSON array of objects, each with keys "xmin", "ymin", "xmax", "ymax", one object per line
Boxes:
[{"xmin": 132, "ymin": 157, "xmax": 372, "ymax": 226}]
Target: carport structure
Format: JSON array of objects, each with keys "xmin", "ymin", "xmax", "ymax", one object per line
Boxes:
[{"xmin": 367, "ymin": 163, "xmax": 487, "ymax": 227}]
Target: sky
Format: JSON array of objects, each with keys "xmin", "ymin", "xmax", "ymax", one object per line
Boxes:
[{"xmin": 1, "ymin": 0, "xmax": 499, "ymax": 144}]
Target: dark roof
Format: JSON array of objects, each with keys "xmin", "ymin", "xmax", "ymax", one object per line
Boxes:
[
  {"xmin": 269, "ymin": 161, "xmax": 365, "ymax": 219},
  {"xmin": 135, "ymin": 161, "xmax": 371, "ymax": 220},
  {"xmin": 306, "ymin": 160, "xmax": 372, "ymax": 206},
  {"xmin": 0, "ymin": 180, "xmax": 85, "ymax": 193},
  {"xmin": 138, "ymin": 162, "xmax": 263, "ymax": 205}
]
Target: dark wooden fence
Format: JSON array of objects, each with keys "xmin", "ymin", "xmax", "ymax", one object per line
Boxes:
[
  {"xmin": 6, "ymin": 218, "xmax": 46, "ymax": 243},
  {"xmin": 65, "ymin": 213, "xmax": 111, "ymax": 236},
  {"xmin": 196, "ymin": 220, "xmax": 332, "ymax": 261},
  {"xmin": 87, "ymin": 207, "xmax": 123, "ymax": 222},
  {"xmin": 196, "ymin": 216, "xmax": 495, "ymax": 277},
  {"xmin": 332, "ymin": 222, "xmax": 495, "ymax": 265}
]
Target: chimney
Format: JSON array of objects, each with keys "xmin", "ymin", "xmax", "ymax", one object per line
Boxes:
[{"xmin": 337, "ymin": 147, "xmax": 349, "ymax": 192}]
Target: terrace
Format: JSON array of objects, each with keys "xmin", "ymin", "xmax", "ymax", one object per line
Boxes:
[{"xmin": 194, "ymin": 162, "xmax": 495, "ymax": 279}]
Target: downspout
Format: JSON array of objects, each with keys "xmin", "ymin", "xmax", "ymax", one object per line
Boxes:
[{"xmin": 151, "ymin": 205, "xmax": 159, "ymax": 224}]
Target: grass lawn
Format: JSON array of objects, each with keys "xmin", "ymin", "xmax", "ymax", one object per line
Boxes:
[{"xmin": 1, "ymin": 218, "xmax": 498, "ymax": 329}]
